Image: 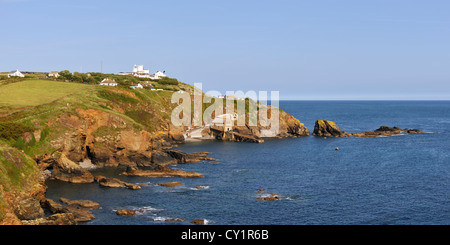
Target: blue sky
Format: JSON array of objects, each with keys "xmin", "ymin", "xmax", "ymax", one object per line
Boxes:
[{"xmin": 1, "ymin": 0, "xmax": 449, "ymax": 100}]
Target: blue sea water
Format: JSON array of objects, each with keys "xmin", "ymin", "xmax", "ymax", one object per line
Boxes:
[{"xmin": 45, "ymin": 101, "xmax": 450, "ymax": 225}]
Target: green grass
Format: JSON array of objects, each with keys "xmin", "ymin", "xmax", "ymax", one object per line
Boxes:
[{"xmin": 0, "ymin": 79, "xmax": 92, "ymax": 110}]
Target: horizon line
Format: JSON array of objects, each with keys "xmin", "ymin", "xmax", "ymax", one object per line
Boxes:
[{"xmin": 278, "ymin": 99, "xmax": 450, "ymax": 101}]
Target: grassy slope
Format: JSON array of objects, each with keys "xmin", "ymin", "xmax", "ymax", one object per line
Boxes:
[
  {"xmin": 0, "ymin": 79, "xmax": 185, "ymax": 156},
  {"xmin": 0, "ymin": 80, "xmax": 91, "ymax": 110}
]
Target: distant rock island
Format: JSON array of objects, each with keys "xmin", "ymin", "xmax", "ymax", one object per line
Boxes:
[{"xmin": 312, "ymin": 119, "xmax": 426, "ymax": 138}]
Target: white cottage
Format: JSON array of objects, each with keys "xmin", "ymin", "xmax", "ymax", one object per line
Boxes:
[
  {"xmin": 99, "ymin": 78, "xmax": 118, "ymax": 86},
  {"xmin": 8, "ymin": 69, "xmax": 25, "ymax": 78},
  {"xmin": 130, "ymin": 83, "xmax": 144, "ymax": 89},
  {"xmin": 153, "ymin": 71, "xmax": 167, "ymax": 79},
  {"xmin": 48, "ymin": 72, "xmax": 60, "ymax": 78}
]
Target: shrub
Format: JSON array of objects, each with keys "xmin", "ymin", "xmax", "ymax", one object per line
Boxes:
[
  {"xmin": 97, "ymin": 90, "xmax": 139, "ymax": 104},
  {"xmin": 158, "ymin": 77, "xmax": 179, "ymax": 85},
  {"xmin": 0, "ymin": 122, "xmax": 34, "ymax": 140}
]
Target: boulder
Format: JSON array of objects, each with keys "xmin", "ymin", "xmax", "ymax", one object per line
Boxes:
[
  {"xmin": 62, "ymin": 206, "xmax": 95, "ymax": 222},
  {"xmin": 95, "ymin": 175, "xmax": 141, "ymax": 190},
  {"xmin": 41, "ymin": 198, "xmax": 65, "ymax": 213},
  {"xmin": 10, "ymin": 192, "xmax": 45, "ymax": 220},
  {"xmin": 52, "ymin": 154, "xmax": 94, "ymax": 183},
  {"xmin": 116, "ymin": 209, "xmax": 137, "ymax": 216}
]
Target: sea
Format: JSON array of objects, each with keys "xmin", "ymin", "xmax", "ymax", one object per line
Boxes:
[{"xmin": 45, "ymin": 101, "xmax": 450, "ymax": 225}]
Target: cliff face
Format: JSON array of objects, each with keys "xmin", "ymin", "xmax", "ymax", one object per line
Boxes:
[{"xmin": 278, "ymin": 110, "xmax": 310, "ymax": 137}]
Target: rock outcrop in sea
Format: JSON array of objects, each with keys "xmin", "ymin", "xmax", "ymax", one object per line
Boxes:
[
  {"xmin": 312, "ymin": 120, "xmax": 344, "ymax": 137},
  {"xmin": 312, "ymin": 120, "xmax": 426, "ymax": 138}
]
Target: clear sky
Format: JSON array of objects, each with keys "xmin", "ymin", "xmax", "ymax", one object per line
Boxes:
[{"xmin": 1, "ymin": 0, "xmax": 449, "ymax": 100}]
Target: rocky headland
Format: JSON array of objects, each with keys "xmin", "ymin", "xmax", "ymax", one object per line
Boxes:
[{"xmin": 0, "ymin": 80, "xmax": 310, "ymax": 225}]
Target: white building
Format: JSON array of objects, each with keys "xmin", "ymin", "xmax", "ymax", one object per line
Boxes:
[
  {"xmin": 99, "ymin": 78, "xmax": 118, "ymax": 86},
  {"xmin": 120, "ymin": 65, "xmax": 167, "ymax": 79},
  {"xmin": 132, "ymin": 64, "xmax": 150, "ymax": 75},
  {"xmin": 8, "ymin": 69, "xmax": 25, "ymax": 78},
  {"xmin": 130, "ymin": 83, "xmax": 144, "ymax": 89},
  {"xmin": 212, "ymin": 114, "xmax": 238, "ymax": 131},
  {"xmin": 48, "ymin": 72, "xmax": 60, "ymax": 78},
  {"xmin": 154, "ymin": 71, "xmax": 167, "ymax": 79}
]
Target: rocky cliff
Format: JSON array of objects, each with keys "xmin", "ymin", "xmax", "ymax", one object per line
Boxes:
[{"xmin": 0, "ymin": 143, "xmax": 46, "ymax": 225}]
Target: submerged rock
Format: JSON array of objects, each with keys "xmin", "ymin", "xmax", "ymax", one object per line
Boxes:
[
  {"xmin": 191, "ymin": 219, "xmax": 208, "ymax": 225},
  {"xmin": 256, "ymin": 189, "xmax": 281, "ymax": 201},
  {"xmin": 153, "ymin": 182, "xmax": 184, "ymax": 187},
  {"xmin": 122, "ymin": 165, "xmax": 203, "ymax": 178},
  {"xmin": 164, "ymin": 218, "xmax": 186, "ymax": 222}
]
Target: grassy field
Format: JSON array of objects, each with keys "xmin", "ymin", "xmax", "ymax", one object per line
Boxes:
[{"xmin": 0, "ymin": 80, "xmax": 92, "ymax": 110}]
